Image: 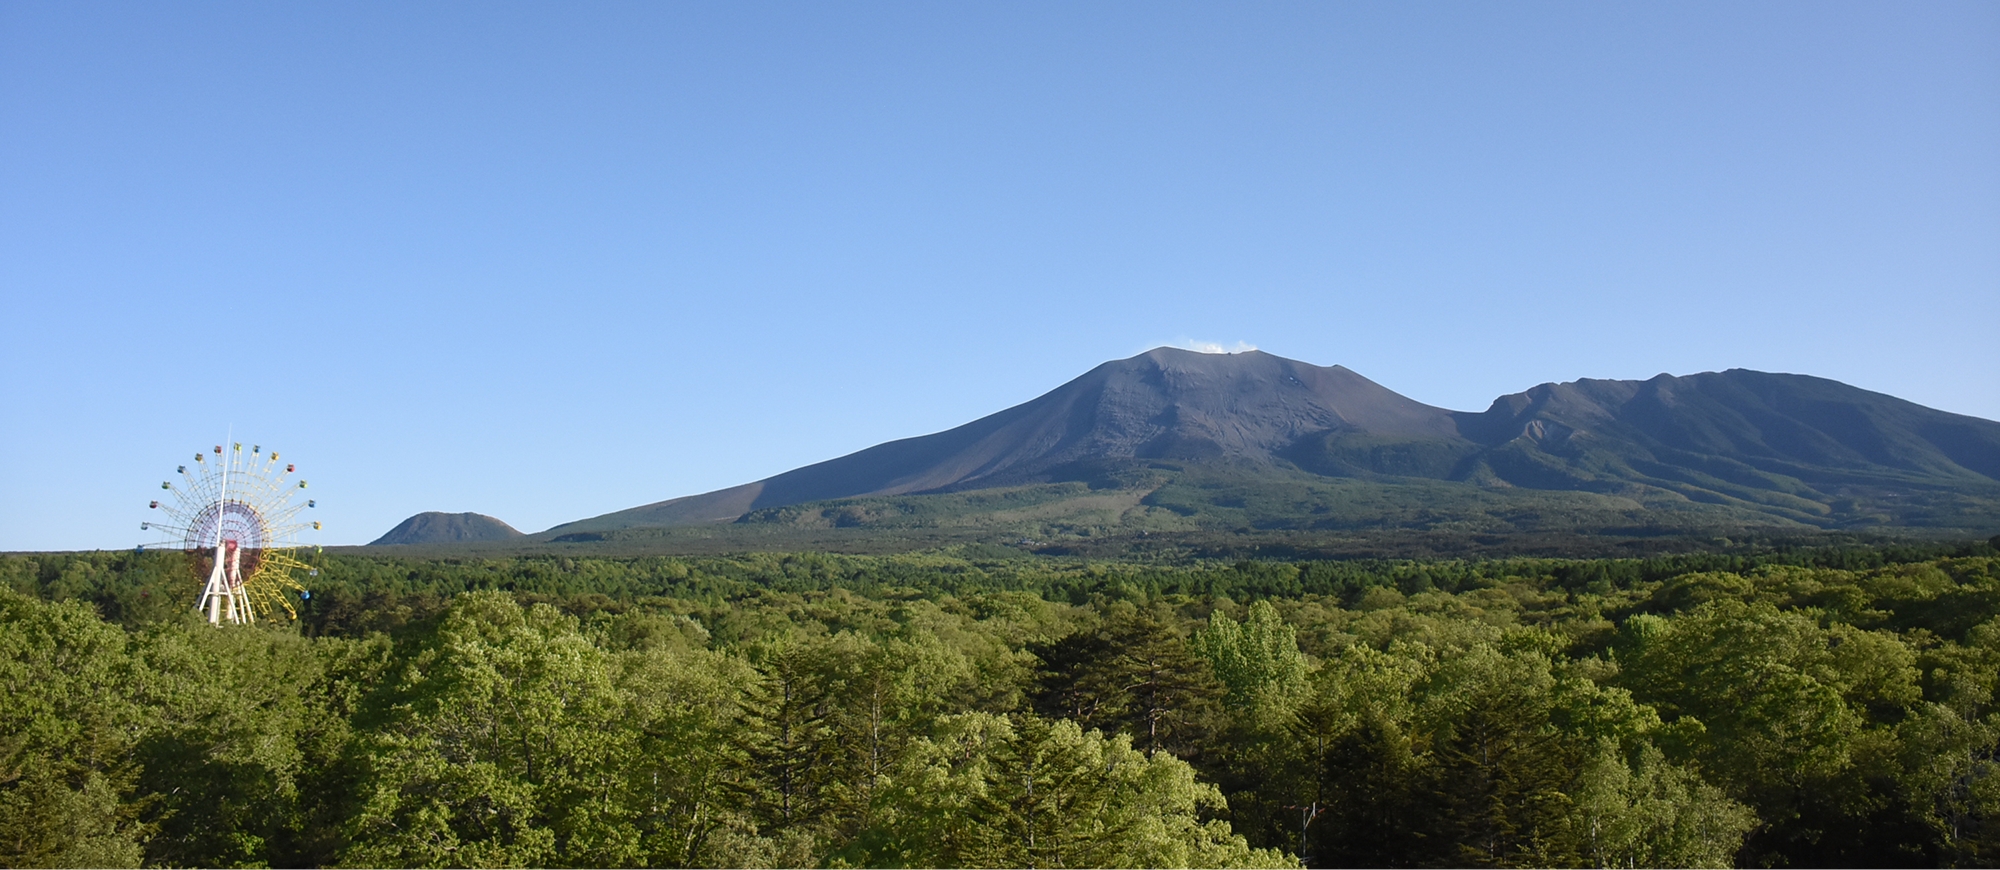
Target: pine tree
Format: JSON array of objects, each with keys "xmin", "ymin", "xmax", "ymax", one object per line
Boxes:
[{"xmin": 1034, "ymin": 602, "xmax": 1223, "ymax": 758}]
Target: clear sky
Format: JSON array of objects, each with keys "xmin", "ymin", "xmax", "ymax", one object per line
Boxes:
[{"xmin": 4, "ymin": 1, "xmax": 1996, "ymax": 551}]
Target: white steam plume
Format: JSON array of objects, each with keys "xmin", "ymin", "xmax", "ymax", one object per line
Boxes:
[{"xmin": 1164, "ymin": 338, "xmax": 1259, "ymax": 354}]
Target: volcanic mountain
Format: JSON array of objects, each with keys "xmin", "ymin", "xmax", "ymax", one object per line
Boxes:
[
  {"xmin": 371, "ymin": 512, "xmax": 525, "ymax": 546},
  {"xmin": 543, "ymin": 348, "xmax": 2000, "ymax": 539},
  {"xmin": 548, "ymin": 349, "xmax": 1459, "ymax": 532}
]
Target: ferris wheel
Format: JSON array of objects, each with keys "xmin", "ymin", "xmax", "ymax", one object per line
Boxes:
[{"xmin": 141, "ymin": 441, "xmax": 321, "ymax": 624}]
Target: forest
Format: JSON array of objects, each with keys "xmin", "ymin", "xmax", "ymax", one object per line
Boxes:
[{"xmin": 4, "ymin": 540, "xmax": 2000, "ymax": 868}]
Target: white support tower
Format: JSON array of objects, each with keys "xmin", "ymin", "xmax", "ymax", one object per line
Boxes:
[
  {"xmin": 195, "ymin": 438, "xmax": 253, "ymax": 623},
  {"xmin": 197, "ymin": 540, "xmax": 255, "ymax": 624}
]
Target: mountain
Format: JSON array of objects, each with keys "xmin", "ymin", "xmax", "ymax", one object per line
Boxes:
[
  {"xmin": 542, "ymin": 348, "xmax": 2000, "ymax": 543},
  {"xmin": 1435, "ymin": 370, "xmax": 2000, "ymax": 519},
  {"xmin": 546, "ymin": 348, "xmax": 1462, "ymax": 534},
  {"xmin": 371, "ymin": 512, "xmax": 525, "ymax": 546}
]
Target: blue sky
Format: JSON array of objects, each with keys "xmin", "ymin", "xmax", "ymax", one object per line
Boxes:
[{"xmin": 4, "ymin": 1, "xmax": 1996, "ymax": 550}]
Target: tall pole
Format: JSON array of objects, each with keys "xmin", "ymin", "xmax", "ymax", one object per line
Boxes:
[{"xmin": 198, "ymin": 430, "xmax": 241, "ymax": 624}]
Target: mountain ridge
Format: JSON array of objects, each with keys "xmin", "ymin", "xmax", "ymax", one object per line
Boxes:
[{"xmin": 511, "ymin": 349, "xmax": 2000, "ymax": 542}]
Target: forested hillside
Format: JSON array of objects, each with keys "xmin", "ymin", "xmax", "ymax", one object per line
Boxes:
[{"xmin": 5, "ymin": 542, "xmax": 2000, "ymax": 867}]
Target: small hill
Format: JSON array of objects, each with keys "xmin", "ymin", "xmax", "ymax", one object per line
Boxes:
[{"xmin": 370, "ymin": 512, "xmax": 524, "ymax": 546}]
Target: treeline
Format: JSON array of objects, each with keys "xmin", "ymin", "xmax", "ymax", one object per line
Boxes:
[
  {"xmin": 13, "ymin": 541, "xmax": 1994, "ymax": 633},
  {"xmin": 3, "ymin": 543, "xmax": 1999, "ymax": 867}
]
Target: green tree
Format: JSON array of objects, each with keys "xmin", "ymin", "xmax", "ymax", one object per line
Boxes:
[
  {"xmin": 0, "ymin": 590, "xmax": 148, "ymax": 868},
  {"xmin": 1193, "ymin": 599, "xmax": 1310, "ymax": 712},
  {"xmin": 1308, "ymin": 707, "xmax": 1428, "ymax": 866},
  {"xmin": 1033, "ymin": 601, "xmax": 1223, "ymax": 757},
  {"xmin": 615, "ymin": 642, "xmax": 759, "ymax": 867},
  {"xmin": 836, "ymin": 711, "xmax": 1012, "ymax": 867},
  {"xmin": 342, "ymin": 592, "xmax": 629, "ymax": 867},
  {"xmin": 128, "ymin": 618, "xmax": 335, "ymax": 868},
  {"xmin": 1416, "ymin": 644, "xmax": 1587, "ymax": 867},
  {"xmin": 861, "ymin": 713, "xmax": 1293, "ymax": 868},
  {"xmin": 820, "ymin": 630, "xmax": 980, "ymax": 847},
  {"xmin": 1568, "ymin": 739, "xmax": 1763, "ymax": 868},
  {"xmin": 1899, "ymin": 616, "xmax": 2000, "ymax": 864},
  {"xmin": 730, "ymin": 634, "xmax": 851, "ymax": 864},
  {"xmin": 1616, "ymin": 600, "xmax": 1921, "ymax": 864}
]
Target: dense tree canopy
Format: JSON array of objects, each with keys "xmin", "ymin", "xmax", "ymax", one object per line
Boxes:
[{"xmin": 2, "ymin": 541, "xmax": 1998, "ymax": 867}]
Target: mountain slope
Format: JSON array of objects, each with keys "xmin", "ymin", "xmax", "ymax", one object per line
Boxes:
[
  {"xmin": 544, "ymin": 350, "xmax": 2000, "ymax": 540},
  {"xmin": 1432, "ymin": 370, "xmax": 2000, "ymax": 527},
  {"xmin": 1463, "ymin": 370, "xmax": 2000, "ymax": 483},
  {"xmin": 546, "ymin": 348, "xmax": 1459, "ymax": 534},
  {"xmin": 371, "ymin": 512, "xmax": 525, "ymax": 545}
]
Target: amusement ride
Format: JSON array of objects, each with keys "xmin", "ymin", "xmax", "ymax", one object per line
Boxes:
[{"xmin": 141, "ymin": 441, "xmax": 321, "ymax": 623}]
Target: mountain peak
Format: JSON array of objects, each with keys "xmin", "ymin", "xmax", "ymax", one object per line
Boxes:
[
  {"xmin": 547, "ymin": 348, "xmax": 1454, "ymax": 534},
  {"xmin": 370, "ymin": 512, "xmax": 524, "ymax": 546}
]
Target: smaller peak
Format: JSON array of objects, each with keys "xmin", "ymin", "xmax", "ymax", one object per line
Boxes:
[{"xmin": 370, "ymin": 511, "xmax": 523, "ymax": 546}]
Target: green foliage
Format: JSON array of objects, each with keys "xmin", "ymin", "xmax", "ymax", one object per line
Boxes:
[
  {"xmin": 553, "ymin": 444, "xmax": 2000, "ymax": 555},
  {"xmin": 1565, "ymin": 738, "xmax": 1759, "ymax": 868},
  {"xmin": 4, "ymin": 546, "xmax": 2000, "ymax": 866},
  {"xmin": 1193, "ymin": 599, "xmax": 1310, "ymax": 711},
  {"xmin": 0, "ymin": 590, "xmax": 148, "ymax": 868},
  {"xmin": 344, "ymin": 594, "xmax": 624, "ymax": 866},
  {"xmin": 1031, "ymin": 601, "xmax": 1223, "ymax": 758},
  {"xmin": 130, "ymin": 617, "xmax": 349, "ymax": 867}
]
